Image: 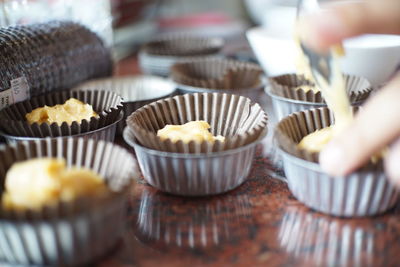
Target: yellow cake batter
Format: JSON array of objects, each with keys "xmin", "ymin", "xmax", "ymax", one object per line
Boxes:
[
  {"xmin": 295, "ymin": 85, "xmax": 319, "ymax": 93},
  {"xmin": 157, "ymin": 121, "xmax": 225, "ymax": 143},
  {"xmin": 295, "ymin": 28, "xmax": 351, "ymax": 152},
  {"xmin": 2, "ymin": 158, "xmax": 108, "ymax": 210},
  {"xmin": 26, "ymin": 98, "xmax": 98, "ymax": 125}
]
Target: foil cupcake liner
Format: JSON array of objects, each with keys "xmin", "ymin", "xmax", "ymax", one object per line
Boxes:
[
  {"xmin": 275, "ymin": 107, "xmax": 399, "ymax": 217},
  {"xmin": 278, "ymin": 207, "xmax": 383, "ymax": 266},
  {"xmin": 135, "ymin": 187, "xmax": 254, "ymax": 248},
  {"xmin": 0, "ymin": 137, "xmax": 139, "ymax": 266},
  {"xmin": 123, "ymin": 128, "xmax": 258, "ymax": 196},
  {"xmin": 0, "ymin": 90, "xmax": 123, "ymax": 138},
  {"xmin": 171, "ymin": 58, "xmax": 265, "ymax": 103},
  {"xmin": 141, "ymin": 35, "xmax": 224, "ymax": 57},
  {"xmin": 138, "ymin": 35, "xmax": 223, "ymax": 77},
  {"xmin": 126, "ymin": 92, "xmax": 268, "ymax": 154},
  {"xmin": 0, "ymin": 113, "xmax": 123, "ymax": 145},
  {"xmin": 73, "ymin": 75, "xmax": 176, "ymax": 134},
  {"xmin": 266, "ymin": 74, "xmax": 372, "ymax": 121}
]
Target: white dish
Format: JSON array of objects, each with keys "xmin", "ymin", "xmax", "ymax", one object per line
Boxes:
[{"xmin": 247, "ymin": 26, "xmax": 400, "ymax": 86}]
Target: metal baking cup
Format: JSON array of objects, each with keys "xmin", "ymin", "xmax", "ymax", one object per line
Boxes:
[
  {"xmin": 171, "ymin": 58, "xmax": 265, "ymax": 103},
  {"xmin": 0, "ymin": 90, "xmax": 123, "ymax": 138},
  {"xmin": 0, "ymin": 113, "xmax": 123, "ymax": 144},
  {"xmin": 73, "ymin": 75, "xmax": 176, "ymax": 134},
  {"xmin": 0, "ymin": 137, "xmax": 138, "ymax": 266},
  {"xmin": 266, "ymin": 74, "xmax": 372, "ymax": 121},
  {"xmin": 124, "ymin": 128, "xmax": 259, "ymax": 196},
  {"xmin": 139, "ymin": 35, "xmax": 223, "ymax": 77},
  {"xmin": 275, "ymin": 108, "xmax": 399, "ymax": 217},
  {"xmin": 126, "ymin": 92, "xmax": 268, "ymax": 154}
]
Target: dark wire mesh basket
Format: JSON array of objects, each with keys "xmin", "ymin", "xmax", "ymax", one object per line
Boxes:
[{"xmin": 0, "ymin": 20, "xmax": 113, "ymax": 97}]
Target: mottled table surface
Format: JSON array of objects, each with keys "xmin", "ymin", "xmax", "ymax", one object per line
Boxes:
[
  {"xmin": 96, "ymin": 140, "xmax": 400, "ymax": 267},
  {"xmin": 96, "ymin": 56, "xmax": 400, "ymax": 267}
]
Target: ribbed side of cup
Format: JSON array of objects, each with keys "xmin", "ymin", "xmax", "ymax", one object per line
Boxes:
[
  {"xmin": 280, "ymin": 150, "xmax": 399, "ymax": 217},
  {"xmin": 124, "ymin": 128, "xmax": 257, "ymax": 196},
  {"xmin": 0, "ymin": 195, "xmax": 125, "ymax": 266},
  {"xmin": 269, "ymin": 94, "xmax": 326, "ymax": 121}
]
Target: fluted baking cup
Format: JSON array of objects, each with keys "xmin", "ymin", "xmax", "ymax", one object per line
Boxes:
[
  {"xmin": 267, "ymin": 74, "xmax": 372, "ymax": 121},
  {"xmin": 275, "ymin": 107, "xmax": 399, "ymax": 217},
  {"xmin": 138, "ymin": 35, "xmax": 223, "ymax": 77},
  {"xmin": 0, "ymin": 137, "xmax": 138, "ymax": 266},
  {"xmin": 0, "ymin": 90, "xmax": 123, "ymax": 137},
  {"xmin": 141, "ymin": 35, "xmax": 223, "ymax": 56},
  {"xmin": 0, "ymin": 113, "xmax": 123, "ymax": 145},
  {"xmin": 126, "ymin": 93, "xmax": 268, "ymax": 154},
  {"xmin": 124, "ymin": 128, "xmax": 257, "ymax": 196},
  {"xmin": 171, "ymin": 58, "xmax": 263, "ymax": 89},
  {"xmin": 73, "ymin": 75, "xmax": 176, "ymax": 134}
]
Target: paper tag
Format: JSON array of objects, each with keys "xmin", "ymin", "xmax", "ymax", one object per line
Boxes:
[
  {"xmin": 0, "ymin": 77, "xmax": 30, "ymax": 110},
  {"xmin": 11, "ymin": 77, "xmax": 30, "ymax": 103},
  {"xmin": 0, "ymin": 90, "xmax": 13, "ymax": 109}
]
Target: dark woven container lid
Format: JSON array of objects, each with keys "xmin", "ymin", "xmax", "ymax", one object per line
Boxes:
[{"xmin": 0, "ymin": 20, "xmax": 112, "ymax": 98}]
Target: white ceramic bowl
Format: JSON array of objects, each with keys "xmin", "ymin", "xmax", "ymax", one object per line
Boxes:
[{"xmin": 247, "ymin": 26, "xmax": 400, "ymax": 86}]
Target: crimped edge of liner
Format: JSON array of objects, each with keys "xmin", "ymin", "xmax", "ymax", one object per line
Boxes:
[{"xmin": 267, "ymin": 73, "xmax": 372, "ymax": 103}]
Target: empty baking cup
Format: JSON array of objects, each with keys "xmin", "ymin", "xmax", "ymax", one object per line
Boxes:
[
  {"xmin": 266, "ymin": 74, "xmax": 372, "ymax": 121},
  {"xmin": 275, "ymin": 107, "xmax": 399, "ymax": 217},
  {"xmin": 126, "ymin": 92, "xmax": 268, "ymax": 154},
  {"xmin": 123, "ymin": 127, "xmax": 260, "ymax": 196},
  {"xmin": 0, "ymin": 137, "xmax": 139, "ymax": 266},
  {"xmin": 73, "ymin": 75, "xmax": 176, "ymax": 134},
  {"xmin": 0, "ymin": 89, "xmax": 123, "ymax": 139},
  {"xmin": 138, "ymin": 35, "xmax": 224, "ymax": 76},
  {"xmin": 171, "ymin": 58, "xmax": 265, "ymax": 103}
]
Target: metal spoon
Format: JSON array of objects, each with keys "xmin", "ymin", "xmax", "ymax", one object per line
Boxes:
[{"xmin": 297, "ymin": 0, "xmax": 334, "ymax": 86}]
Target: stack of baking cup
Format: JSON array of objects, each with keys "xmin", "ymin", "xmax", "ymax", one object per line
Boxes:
[
  {"xmin": 0, "ymin": 138, "xmax": 138, "ymax": 266},
  {"xmin": 275, "ymin": 107, "xmax": 399, "ymax": 217},
  {"xmin": 0, "ymin": 90, "xmax": 123, "ymax": 144},
  {"xmin": 171, "ymin": 58, "xmax": 265, "ymax": 103},
  {"xmin": 138, "ymin": 35, "xmax": 224, "ymax": 77},
  {"xmin": 73, "ymin": 75, "xmax": 176, "ymax": 134},
  {"xmin": 124, "ymin": 93, "xmax": 268, "ymax": 196},
  {"xmin": 0, "ymin": 21, "xmax": 112, "ymax": 97},
  {"xmin": 267, "ymin": 74, "xmax": 372, "ymax": 121}
]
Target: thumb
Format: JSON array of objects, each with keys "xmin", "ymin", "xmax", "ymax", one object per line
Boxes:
[{"xmin": 298, "ymin": 0, "xmax": 400, "ymax": 52}]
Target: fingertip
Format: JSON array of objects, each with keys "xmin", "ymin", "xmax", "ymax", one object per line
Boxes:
[
  {"xmin": 319, "ymin": 142, "xmax": 350, "ymax": 177},
  {"xmin": 297, "ymin": 10, "xmax": 349, "ymax": 53},
  {"xmin": 385, "ymin": 144, "xmax": 400, "ymax": 187}
]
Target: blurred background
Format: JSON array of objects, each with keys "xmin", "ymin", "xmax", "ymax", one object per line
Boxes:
[{"xmin": 0, "ymin": 0, "xmax": 296, "ymax": 60}]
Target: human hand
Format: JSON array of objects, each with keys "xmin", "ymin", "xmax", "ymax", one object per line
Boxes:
[{"xmin": 297, "ymin": 0, "xmax": 400, "ymax": 184}]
